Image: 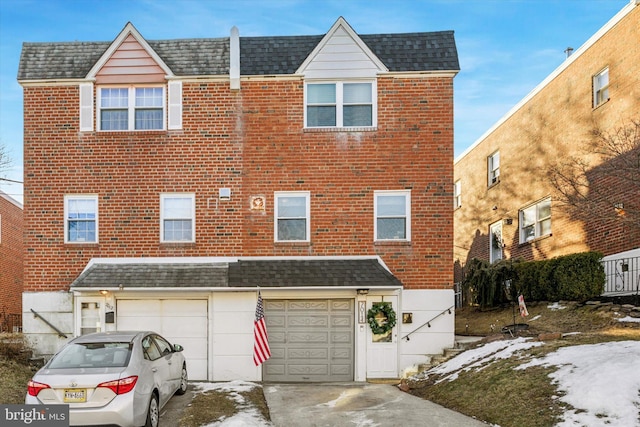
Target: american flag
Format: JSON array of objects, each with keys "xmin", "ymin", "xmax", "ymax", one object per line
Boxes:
[{"xmin": 253, "ymin": 290, "xmax": 271, "ymax": 366}]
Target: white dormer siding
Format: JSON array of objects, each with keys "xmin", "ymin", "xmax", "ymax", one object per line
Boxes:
[{"xmin": 303, "ymin": 27, "xmax": 380, "ymax": 79}]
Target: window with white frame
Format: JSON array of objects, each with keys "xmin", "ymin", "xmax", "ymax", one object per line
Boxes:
[
  {"xmin": 99, "ymin": 86, "xmax": 164, "ymax": 131},
  {"xmin": 488, "ymin": 151, "xmax": 500, "ymax": 186},
  {"xmin": 454, "ymin": 180, "xmax": 461, "ymax": 209},
  {"xmin": 274, "ymin": 191, "xmax": 310, "ymax": 242},
  {"xmin": 160, "ymin": 194, "xmax": 195, "ymax": 242},
  {"xmin": 374, "ymin": 190, "xmax": 411, "ymax": 241},
  {"xmin": 593, "ymin": 67, "xmax": 609, "ymax": 108},
  {"xmin": 520, "ymin": 198, "xmax": 551, "ymax": 243},
  {"xmin": 305, "ymin": 82, "xmax": 375, "ymax": 128},
  {"xmin": 65, "ymin": 195, "xmax": 98, "ymax": 243}
]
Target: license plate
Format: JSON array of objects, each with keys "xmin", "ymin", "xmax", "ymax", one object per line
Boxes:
[{"xmin": 64, "ymin": 388, "xmax": 86, "ymax": 403}]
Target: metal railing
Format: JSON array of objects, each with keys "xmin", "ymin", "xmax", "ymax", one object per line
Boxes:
[
  {"xmin": 0, "ymin": 312, "xmax": 21, "ymax": 333},
  {"xmin": 602, "ymin": 255, "xmax": 640, "ymax": 295},
  {"xmin": 30, "ymin": 309, "xmax": 68, "ymax": 338}
]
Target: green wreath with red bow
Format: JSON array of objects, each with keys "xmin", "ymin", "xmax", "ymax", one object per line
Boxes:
[{"xmin": 367, "ymin": 302, "xmax": 397, "ymax": 335}]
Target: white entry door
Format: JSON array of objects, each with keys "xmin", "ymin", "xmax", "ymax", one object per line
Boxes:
[{"xmin": 366, "ymin": 295, "xmax": 398, "ymax": 378}]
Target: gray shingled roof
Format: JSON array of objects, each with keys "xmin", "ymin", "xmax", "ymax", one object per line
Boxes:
[
  {"xmin": 70, "ymin": 259, "xmax": 402, "ymax": 289},
  {"xmin": 228, "ymin": 259, "xmax": 402, "ymax": 288},
  {"xmin": 70, "ymin": 263, "xmax": 229, "ymax": 289},
  {"xmin": 18, "ymin": 31, "xmax": 458, "ymax": 80}
]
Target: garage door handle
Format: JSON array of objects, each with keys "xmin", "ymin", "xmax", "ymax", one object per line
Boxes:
[{"xmin": 152, "ymin": 368, "xmax": 157, "ymax": 372}]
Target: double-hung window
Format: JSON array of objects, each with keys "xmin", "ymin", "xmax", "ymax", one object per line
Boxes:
[
  {"xmin": 593, "ymin": 67, "xmax": 609, "ymax": 108},
  {"xmin": 454, "ymin": 180, "xmax": 461, "ymax": 209},
  {"xmin": 160, "ymin": 194, "xmax": 195, "ymax": 243},
  {"xmin": 488, "ymin": 151, "xmax": 500, "ymax": 186},
  {"xmin": 274, "ymin": 191, "xmax": 310, "ymax": 242},
  {"xmin": 65, "ymin": 195, "xmax": 98, "ymax": 243},
  {"xmin": 374, "ymin": 190, "xmax": 411, "ymax": 241},
  {"xmin": 306, "ymin": 82, "xmax": 375, "ymax": 128},
  {"xmin": 99, "ymin": 86, "xmax": 164, "ymax": 131},
  {"xmin": 520, "ymin": 198, "xmax": 551, "ymax": 243}
]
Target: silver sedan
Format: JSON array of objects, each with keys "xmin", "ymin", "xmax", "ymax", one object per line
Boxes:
[{"xmin": 26, "ymin": 331, "xmax": 188, "ymax": 427}]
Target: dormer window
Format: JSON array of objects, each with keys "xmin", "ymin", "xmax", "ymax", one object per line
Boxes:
[
  {"xmin": 98, "ymin": 86, "xmax": 164, "ymax": 131},
  {"xmin": 305, "ymin": 81, "xmax": 375, "ymax": 128}
]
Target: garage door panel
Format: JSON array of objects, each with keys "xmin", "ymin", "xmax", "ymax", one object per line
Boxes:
[
  {"xmin": 289, "ymin": 348, "xmax": 328, "ymax": 360},
  {"xmin": 288, "ymin": 332, "xmax": 328, "ymax": 344},
  {"xmin": 289, "ymin": 315, "xmax": 328, "ymax": 327},
  {"xmin": 263, "ymin": 299, "xmax": 353, "ymax": 382},
  {"xmin": 162, "ymin": 300, "xmax": 206, "ymax": 316},
  {"xmin": 161, "ymin": 317, "xmax": 207, "ymax": 338}
]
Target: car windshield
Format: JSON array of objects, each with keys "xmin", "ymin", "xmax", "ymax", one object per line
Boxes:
[{"xmin": 48, "ymin": 342, "xmax": 132, "ymax": 369}]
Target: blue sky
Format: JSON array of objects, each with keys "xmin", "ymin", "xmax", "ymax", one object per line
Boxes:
[{"xmin": 0, "ymin": 0, "xmax": 630, "ymax": 203}]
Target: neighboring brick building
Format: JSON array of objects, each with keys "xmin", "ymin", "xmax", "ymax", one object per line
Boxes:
[
  {"xmin": 454, "ymin": 1, "xmax": 639, "ymax": 283},
  {"xmin": 0, "ymin": 190, "xmax": 23, "ymax": 332},
  {"xmin": 18, "ymin": 18, "xmax": 459, "ymax": 381}
]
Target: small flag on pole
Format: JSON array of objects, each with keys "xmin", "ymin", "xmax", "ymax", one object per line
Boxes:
[
  {"xmin": 518, "ymin": 294, "xmax": 529, "ymax": 318},
  {"xmin": 253, "ymin": 290, "xmax": 271, "ymax": 366}
]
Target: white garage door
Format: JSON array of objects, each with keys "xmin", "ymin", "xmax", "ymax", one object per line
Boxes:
[
  {"xmin": 117, "ymin": 299, "xmax": 208, "ymax": 380},
  {"xmin": 263, "ymin": 299, "xmax": 354, "ymax": 382}
]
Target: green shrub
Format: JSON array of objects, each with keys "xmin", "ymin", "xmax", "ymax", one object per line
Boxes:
[{"xmin": 463, "ymin": 252, "xmax": 605, "ymax": 308}]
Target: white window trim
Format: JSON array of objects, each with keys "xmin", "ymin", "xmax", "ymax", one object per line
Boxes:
[
  {"xmin": 454, "ymin": 180, "xmax": 461, "ymax": 209},
  {"xmin": 97, "ymin": 85, "xmax": 166, "ymax": 131},
  {"xmin": 64, "ymin": 194, "xmax": 99, "ymax": 244},
  {"xmin": 374, "ymin": 190, "xmax": 411, "ymax": 242},
  {"xmin": 519, "ymin": 198, "xmax": 552, "ymax": 243},
  {"xmin": 593, "ymin": 67, "xmax": 609, "ymax": 108},
  {"xmin": 304, "ymin": 80, "xmax": 377, "ymax": 129},
  {"xmin": 160, "ymin": 193, "xmax": 196, "ymax": 243},
  {"xmin": 274, "ymin": 191, "xmax": 311, "ymax": 243},
  {"xmin": 488, "ymin": 151, "xmax": 500, "ymax": 186}
]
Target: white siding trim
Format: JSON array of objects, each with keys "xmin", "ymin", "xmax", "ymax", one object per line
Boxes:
[{"xmin": 79, "ymin": 83, "xmax": 94, "ymax": 132}]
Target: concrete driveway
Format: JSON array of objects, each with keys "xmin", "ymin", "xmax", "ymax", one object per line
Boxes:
[{"xmin": 264, "ymin": 382, "xmax": 488, "ymax": 427}]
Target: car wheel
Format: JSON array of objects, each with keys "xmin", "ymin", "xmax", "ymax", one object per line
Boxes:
[
  {"xmin": 176, "ymin": 364, "xmax": 188, "ymax": 395},
  {"xmin": 144, "ymin": 393, "xmax": 159, "ymax": 427}
]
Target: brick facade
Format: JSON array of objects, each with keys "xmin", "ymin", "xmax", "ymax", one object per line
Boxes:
[
  {"xmin": 0, "ymin": 192, "xmax": 23, "ymax": 323},
  {"xmin": 453, "ymin": 4, "xmax": 640, "ymax": 281},
  {"xmin": 23, "ymin": 77, "xmax": 454, "ymax": 292}
]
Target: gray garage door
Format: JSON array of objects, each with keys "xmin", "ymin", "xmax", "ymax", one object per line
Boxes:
[{"xmin": 263, "ymin": 299, "xmax": 354, "ymax": 382}]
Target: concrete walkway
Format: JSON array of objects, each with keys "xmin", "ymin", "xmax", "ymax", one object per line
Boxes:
[{"xmin": 264, "ymin": 382, "xmax": 488, "ymax": 427}]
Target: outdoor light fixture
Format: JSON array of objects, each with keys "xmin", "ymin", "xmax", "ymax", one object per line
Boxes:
[
  {"xmin": 357, "ymin": 289, "xmax": 369, "ymax": 295},
  {"xmin": 99, "ymin": 290, "xmax": 109, "ymax": 295}
]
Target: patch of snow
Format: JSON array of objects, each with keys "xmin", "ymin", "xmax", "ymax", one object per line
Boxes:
[
  {"xmin": 194, "ymin": 381, "xmax": 273, "ymax": 427},
  {"xmin": 547, "ymin": 302, "xmax": 566, "ymax": 310},
  {"xmin": 617, "ymin": 316, "xmax": 640, "ymax": 323},
  {"xmin": 530, "ymin": 315, "xmax": 542, "ymax": 321},
  {"xmin": 517, "ymin": 341, "xmax": 640, "ymax": 427}
]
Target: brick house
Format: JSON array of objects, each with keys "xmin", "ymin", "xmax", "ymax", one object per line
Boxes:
[
  {"xmin": 18, "ymin": 18, "xmax": 459, "ymax": 381},
  {"xmin": 454, "ymin": 1, "xmax": 639, "ymax": 285},
  {"xmin": 0, "ymin": 190, "xmax": 23, "ymax": 332}
]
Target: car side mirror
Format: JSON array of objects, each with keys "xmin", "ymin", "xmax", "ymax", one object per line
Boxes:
[{"xmin": 173, "ymin": 344, "xmax": 184, "ymax": 352}]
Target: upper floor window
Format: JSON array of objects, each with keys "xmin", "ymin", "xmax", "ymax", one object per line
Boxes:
[
  {"xmin": 305, "ymin": 82, "xmax": 375, "ymax": 128},
  {"xmin": 65, "ymin": 195, "xmax": 98, "ymax": 243},
  {"xmin": 454, "ymin": 180, "xmax": 461, "ymax": 209},
  {"xmin": 274, "ymin": 191, "xmax": 310, "ymax": 242},
  {"xmin": 374, "ymin": 190, "xmax": 411, "ymax": 241},
  {"xmin": 160, "ymin": 193, "xmax": 195, "ymax": 243},
  {"xmin": 593, "ymin": 67, "xmax": 609, "ymax": 108},
  {"xmin": 488, "ymin": 151, "xmax": 500, "ymax": 186},
  {"xmin": 99, "ymin": 86, "xmax": 164, "ymax": 131},
  {"xmin": 520, "ymin": 198, "xmax": 551, "ymax": 243}
]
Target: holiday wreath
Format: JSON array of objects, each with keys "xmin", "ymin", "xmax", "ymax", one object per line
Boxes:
[{"xmin": 367, "ymin": 302, "xmax": 397, "ymax": 335}]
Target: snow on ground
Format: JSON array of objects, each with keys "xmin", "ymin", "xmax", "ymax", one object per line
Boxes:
[
  {"xmin": 193, "ymin": 381, "xmax": 273, "ymax": 427},
  {"xmin": 422, "ymin": 337, "xmax": 640, "ymax": 427},
  {"xmin": 547, "ymin": 302, "xmax": 567, "ymax": 310},
  {"xmin": 616, "ymin": 315, "xmax": 640, "ymax": 323},
  {"xmin": 518, "ymin": 341, "xmax": 640, "ymax": 427}
]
